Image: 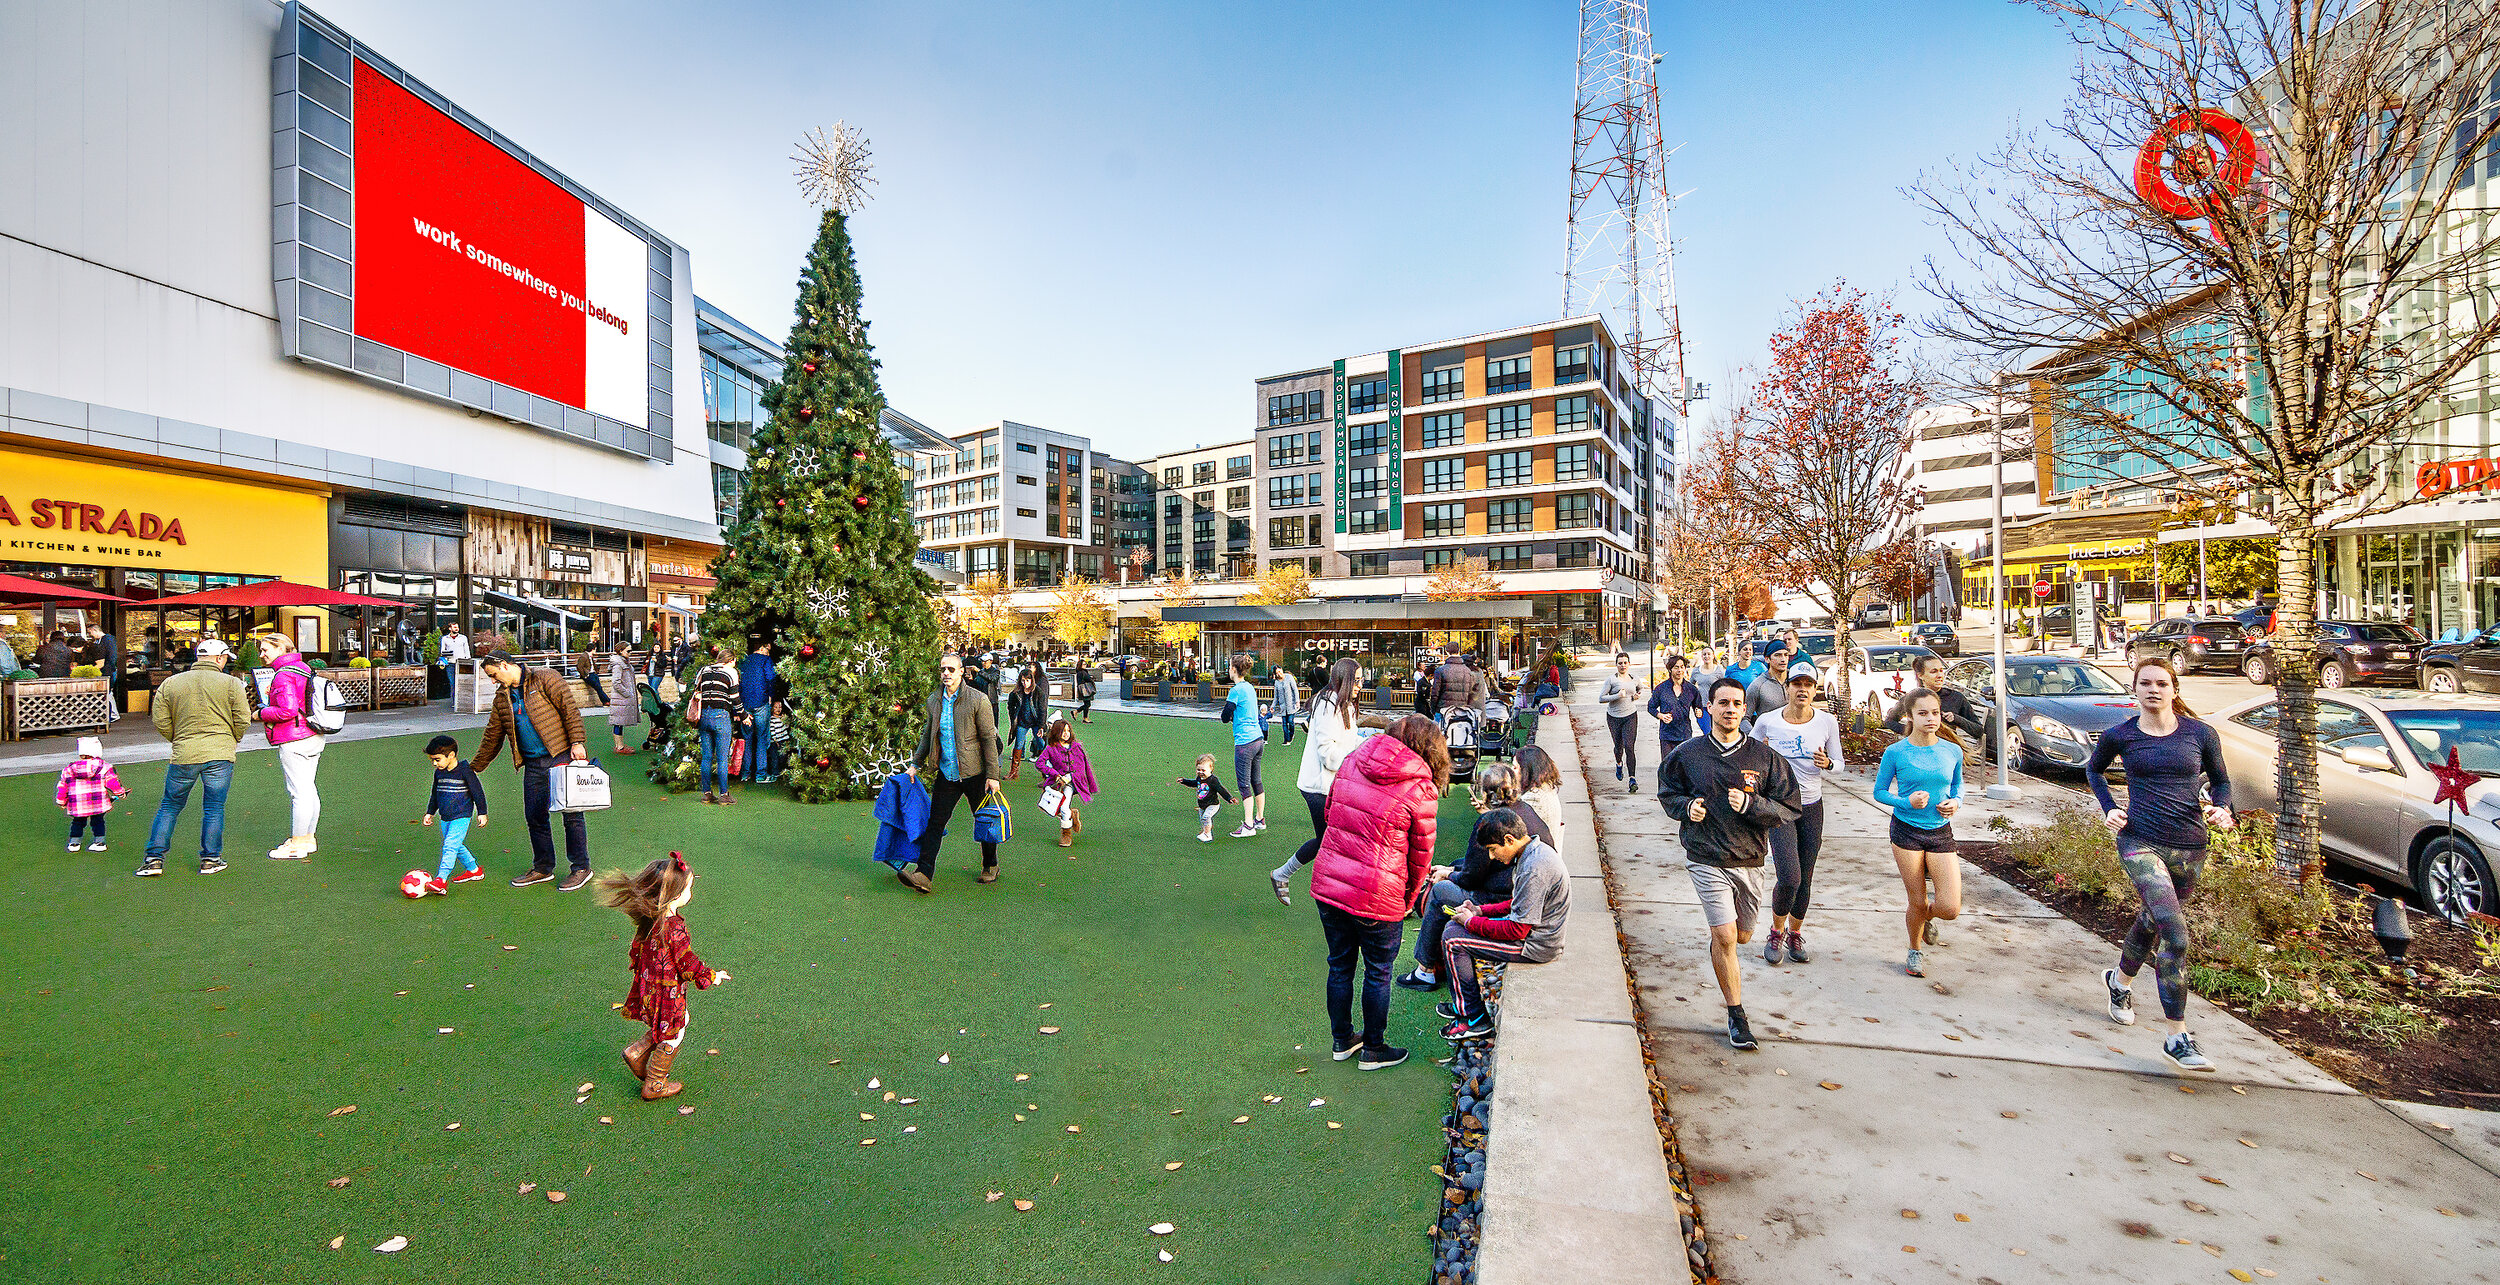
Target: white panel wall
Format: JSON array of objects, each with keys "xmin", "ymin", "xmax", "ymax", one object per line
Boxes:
[{"xmin": 0, "ymin": 0, "xmax": 714, "ymax": 531}]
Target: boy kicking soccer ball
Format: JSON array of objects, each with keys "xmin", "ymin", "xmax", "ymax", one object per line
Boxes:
[{"xmin": 417, "ymin": 734, "xmax": 489, "ymax": 895}]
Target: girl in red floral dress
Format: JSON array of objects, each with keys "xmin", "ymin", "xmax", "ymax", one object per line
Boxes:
[{"xmin": 598, "ymin": 852, "xmax": 730, "ymax": 1100}]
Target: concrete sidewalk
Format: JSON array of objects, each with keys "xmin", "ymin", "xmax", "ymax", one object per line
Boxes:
[
  {"xmin": 1566, "ymin": 685, "xmax": 2498, "ymax": 1285},
  {"xmin": 0, "ymin": 700, "xmax": 501, "ymax": 779}
]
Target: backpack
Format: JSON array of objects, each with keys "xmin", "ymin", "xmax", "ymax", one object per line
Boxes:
[{"xmin": 288, "ymin": 663, "xmax": 350, "ymax": 735}]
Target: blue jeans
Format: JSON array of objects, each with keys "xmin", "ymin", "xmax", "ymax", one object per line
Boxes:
[
  {"xmin": 1318, "ymin": 901, "xmax": 1403, "ymax": 1050},
  {"xmin": 146, "ymin": 760, "xmax": 232, "ymax": 862},
  {"xmin": 742, "ymin": 705, "xmax": 770, "ymax": 780},
  {"xmin": 698, "ymin": 709, "xmax": 735, "ymax": 794},
  {"xmin": 435, "ymin": 815, "xmax": 479, "ymax": 879},
  {"xmin": 1277, "ymin": 711, "xmax": 1298, "ymax": 744}
]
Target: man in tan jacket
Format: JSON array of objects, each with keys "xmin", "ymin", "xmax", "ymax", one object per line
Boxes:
[
  {"xmin": 470, "ymin": 650, "xmax": 594, "ymax": 890},
  {"xmin": 904, "ymin": 652, "xmax": 1001, "ymax": 893},
  {"xmin": 139, "ymin": 638, "xmax": 253, "ymax": 877}
]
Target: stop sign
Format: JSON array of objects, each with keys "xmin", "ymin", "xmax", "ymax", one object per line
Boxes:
[{"xmin": 2032, "ymin": 580, "xmax": 2052, "ymax": 600}]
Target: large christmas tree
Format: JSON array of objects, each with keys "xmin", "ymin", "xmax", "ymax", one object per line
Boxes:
[{"xmin": 651, "ymin": 124, "xmax": 939, "ymax": 802}]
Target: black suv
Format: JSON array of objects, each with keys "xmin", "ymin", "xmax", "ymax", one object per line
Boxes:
[
  {"xmin": 2241, "ymin": 620, "xmax": 2425, "ymax": 688},
  {"xmin": 2127, "ymin": 616, "xmax": 2249, "ymax": 673},
  {"xmin": 1908, "ymin": 621, "xmax": 1959, "ymax": 656},
  {"xmin": 2420, "ymin": 625, "xmax": 2500, "ymax": 694}
]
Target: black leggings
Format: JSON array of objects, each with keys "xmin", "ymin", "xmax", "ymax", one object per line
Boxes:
[
  {"xmin": 1768, "ymin": 798, "xmax": 1825, "ymax": 919},
  {"xmin": 1289, "ymin": 788, "xmax": 1328, "ymax": 869},
  {"xmin": 1606, "ymin": 713, "xmax": 1638, "ymax": 774}
]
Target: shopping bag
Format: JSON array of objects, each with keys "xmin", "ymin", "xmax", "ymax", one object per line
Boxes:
[
  {"xmin": 549, "ymin": 760, "xmax": 612, "ymax": 813},
  {"xmin": 1037, "ymin": 785, "xmax": 1068, "ymax": 817},
  {"xmin": 728, "ymin": 735, "xmax": 747, "ymax": 778},
  {"xmin": 974, "ymin": 787, "xmax": 1013, "ymax": 845}
]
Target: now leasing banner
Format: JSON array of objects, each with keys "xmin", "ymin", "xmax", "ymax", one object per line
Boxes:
[{"xmin": 353, "ymin": 62, "xmax": 649, "ymax": 426}]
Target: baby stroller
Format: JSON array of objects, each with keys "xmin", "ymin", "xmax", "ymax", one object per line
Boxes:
[
  {"xmin": 638, "ymin": 679, "xmax": 673, "ymax": 753},
  {"xmin": 1479, "ymin": 696, "xmax": 1517, "ymax": 762},
  {"xmin": 1443, "ymin": 706, "xmax": 1481, "ymax": 785}
]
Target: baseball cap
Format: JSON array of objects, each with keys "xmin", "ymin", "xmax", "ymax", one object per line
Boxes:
[{"xmin": 195, "ymin": 638, "xmax": 231, "ymax": 658}]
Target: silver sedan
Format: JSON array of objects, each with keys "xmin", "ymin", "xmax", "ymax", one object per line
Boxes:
[{"xmin": 2209, "ymin": 691, "xmax": 2500, "ymax": 922}]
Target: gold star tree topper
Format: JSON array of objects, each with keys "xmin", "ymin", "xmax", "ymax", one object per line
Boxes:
[{"xmin": 793, "ymin": 123, "xmax": 877, "ymax": 213}]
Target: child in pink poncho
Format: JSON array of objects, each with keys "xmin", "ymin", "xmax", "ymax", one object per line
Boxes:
[{"xmin": 1033, "ymin": 717, "xmax": 1099, "ymax": 849}]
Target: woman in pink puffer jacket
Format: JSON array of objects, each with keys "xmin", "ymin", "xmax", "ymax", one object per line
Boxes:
[
  {"xmin": 254, "ymin": 634, "xmax": 327, "ymax": 860},
  {"xmin": 1308, "ymin": 716, "xmax": 1449, "ymax": 1071}
]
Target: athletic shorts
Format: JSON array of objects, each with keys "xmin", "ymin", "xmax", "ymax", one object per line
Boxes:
[
  {"xmin": 1688, "ymin": 862, "xmax": 1765, "ymax": 932},
  {"xmin": 1889, "ymin": 818, "xmax": 1957, "ymax": 854}
]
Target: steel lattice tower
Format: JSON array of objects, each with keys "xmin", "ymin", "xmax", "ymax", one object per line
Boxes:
[{"xmin": 1562, "ymin": 0, "xmax": 1684, "ymax": 402}]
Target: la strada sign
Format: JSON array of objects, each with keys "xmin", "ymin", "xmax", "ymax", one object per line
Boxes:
[
  {"xmin": 0, "ymin": 449, "xmax": 331, "ymax": 584},
  {"xmin": 0, "ymin": 494, "xmax": 186, "ymax": 559}
]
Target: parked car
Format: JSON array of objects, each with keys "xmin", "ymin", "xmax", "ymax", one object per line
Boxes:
[
  {"xmin": 2418, "ymin": 625, "xmax": 2500, "ymax": 694},
  {"xmin": 2126, "ymin": 615, "xmax": 2250, "ymax": 674},
  {"xmin": 2210, "ymin": 691, "xmax": 2498, "ymax": 922},
  {"xmin": 1847, "ymin": 644, "xmax": 1939, "ymax": 726},
  {"xmin": 1855, "ymin": 602, "xmax": 1897, "ymax": 628},
  {"xmin": 2240, "ymin": 619, "xmax": 2425, "ymax": 688},
  {"xmin": 1939, "ymin": 655, "xmax": 2143, "ymax": 774},
  {"xmin": 2231, "ymin": 601, "xmax": 2278, "ymax": 636},
  {"xmin": 1908, "ymin": 621, "xmax": 1959, "ymax": 657}
]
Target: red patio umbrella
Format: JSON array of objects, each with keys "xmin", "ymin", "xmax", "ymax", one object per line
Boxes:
[
  {"xmin": 0, "ymin": 572, "xmax": 134, "ymax": 605},
  {"xmin": 141, "ymin": 579, "xmax": 402, "ymax": 609}
]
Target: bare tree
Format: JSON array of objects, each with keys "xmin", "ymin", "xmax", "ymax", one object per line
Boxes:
[
  {"xmin": 1701, "ymin": 282, "xmax": 1926, "ymax": 721},
  {"xmin": 1913, "ymin": 0, "xmax": 2500, "ymax": 880}
]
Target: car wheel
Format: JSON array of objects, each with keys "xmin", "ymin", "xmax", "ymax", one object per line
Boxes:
[
  {"xmin": 2318, "ymin": 660, "xmax": 2347, "ymax": 689},
  {"xmin": 2428, "ymin": 667, "xmax": 2460, "ymax": 694},
  {"xmin": 2244, "ymin": 653, "xmax": 2272, "ymax": 685},
  {"xmin": 2416, "ymin": 835, "xmax": 2495, "ymax": 925},
  {"xmin": 2169, "ymin": 648, "xmax": 2190, "ymax": 673}
]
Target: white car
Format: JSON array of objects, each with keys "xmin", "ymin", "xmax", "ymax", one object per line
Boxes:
[{"xmin": 1846, "ymin": 644, "xmax": 1939, "ymax": 724}]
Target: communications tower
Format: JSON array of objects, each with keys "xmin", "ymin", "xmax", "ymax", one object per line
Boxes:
[{"xmin": 1562, "ymin": 0, "xmax": 1685, "ymax": 404}]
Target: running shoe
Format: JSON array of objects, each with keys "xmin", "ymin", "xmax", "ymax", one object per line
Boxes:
[
  {"xmin": 1332, "ymin": 1037, "xmax": 1361, "ymax": 1062},
  {"xmin": 1395, "ymin": 969, "xmax": 1442, "ymax": 992},
  {"xmin": 1442, "ymin": 1015, "xmax": 1495, "ymax": 1042},
  {"xmin": 65, "ymin": 841, "xmax": 80, "ymax": 851},
  {"xmin": 1255, "ymin": 820, "xmax": 1267, "ymax": 832},
  {"xmin": 424, "ymin": 876, "xmax": 449, "ymax": 896},
  {"xmin": 1196, "ymin": 833, "xmax": 1213, "ymax": 843},
  {"xmin": 198, "ymin": 856, "xmax": 227, "ymax": 875},
  {"xmin": 1230, "ymin": 825, "xmax": 1258, "ymax": 839},
  {"xmin": 449, "ymin": 868, "xmax": 486, "ymax": 884},
  {"xmin": 135, "ymin": 857, "xmax": 164, "ymax": 878},
  {"xmin": 1786, "ymin": 931, "xmax": 1810, "ymax": 964},
  {"xmin": 1435, "ymin": 1001, "xmax": 1462, "ymax": 1021},
  {"xmin": 1726, "ymin": 1007, "xmax": 1758, "ymax": 1051},
  {"xmin": 2163, "ymin": 1031, "xmax": 2215, "ymax": 1072},
  {"xmin": 87, "ymin": 841, "xmax": 107, "ymax": 852},
  {"xmin": 1269, "ymin": 871, "xmax": 1292, "ymax": 906},
  {"xmin": 2103, "ymin": 967, "xmax": 2136, "ymax": 1026},
  {"xmin": 269, "ymin": 840, "xmax": 307, "ymax": 860},
  {"xmin": 1614, "ymin": 763, "xmax": 1624, "ymax": 781},
  {"xmin": 1358, "ymin": 1044, "xmax": 1410, "ymax": 1071},
  {"xmin": 1761, "ymin": 931, "xmax": 1785, "ymax": 966},
  {"xmin": 1904, "ymin": 949, "xmax": 1925, "ymax": 977},
  {"xmin": 1923, "ymin": 919, "xmax": 1943, "ymax": 946}
]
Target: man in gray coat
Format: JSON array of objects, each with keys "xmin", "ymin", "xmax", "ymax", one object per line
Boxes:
[
  {"xmin": 907, "ymin": 652, "xmax": 1002, "ymax": 893},
  {"xmin": 1745, "ymin": 644, "xmax": 1796, "ymax": 722}
]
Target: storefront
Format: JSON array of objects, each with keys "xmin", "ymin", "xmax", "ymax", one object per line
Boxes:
[
  {"xmin": 1161, "ymin": 600, "xmax": 1539, "ymax": 691},
  {"xmin": 1, "ymin": 446, "xmax": 329, "ymax": 692},
  {"xmin": 645, "ymin": 537, "xmax": 720, "ymax": 652}
]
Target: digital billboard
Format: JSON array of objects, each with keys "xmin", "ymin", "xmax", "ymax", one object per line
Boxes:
[{"xmin": 273, "ymin": 3, "xmax": 677, "ymax": 460}]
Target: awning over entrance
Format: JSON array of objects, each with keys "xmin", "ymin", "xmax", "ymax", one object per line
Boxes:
[{"xmin": 479, "ymin": 589, "xmax": 592, "ymax": 628}]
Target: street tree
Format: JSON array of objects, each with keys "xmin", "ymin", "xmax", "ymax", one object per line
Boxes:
[
  {"xmin": 1424, "ymin": 557, "xmax": 1504, "ymax": 602},
  {"xmin": 1154, "ymin": 572, "xmax": 1201, "ymax": 651},
  {"xmin": 965, "ymin": 574, "xmax": 1019, "ymax": 649},
  {"xmin": 1047, "ymin": 576, "xmax": 1113, "ymax": 652},
  {"xmin": 1701, "ymin": 282, "xmax": 1926, "ymax": 720},
  {"xmin": 1243, "ymin": 562, "xmax": 1313, "ymax": 606},
  {"xmin": 1912, "ymin": 0, "xmax": 2500, "ymax": 879},
  {"xmin": 2155, "ymin": 536, "xmax": 2279, "ymax": 601}
]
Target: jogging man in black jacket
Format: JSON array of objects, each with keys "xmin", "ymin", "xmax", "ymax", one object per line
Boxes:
[{"xmin": 1659, "ymin": 676, "xmax": 1802, "ymax": 1051}]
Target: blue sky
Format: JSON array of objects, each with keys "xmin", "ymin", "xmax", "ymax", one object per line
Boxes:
[{"xmin": 316, "ymin": 0, "xmax": 2078, "ymax": 460}]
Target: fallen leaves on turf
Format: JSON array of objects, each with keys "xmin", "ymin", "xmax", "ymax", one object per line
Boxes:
[
  {"xmin": 1158, "ymin": 1250, "xmax": 1173, "ymax": 1263},
  {"xmin": 861, "ymin": 1139, "xmax": 876, "ymax": 1146},
  {"xmin": 1819, "ymin": 1081, "xmax": 1842, "ymax": 1090},
  {"xmin": 861, "ymin": 1113, "xmax": 875, "ymax": 1120},
  {"xmin": 327, "ymin": 1105, "xmax": 357, "ymax": 1117},
  {"xmin": 326, "ymin": 1177, "xmax": 350, "ymax": 1189},
  {"xmin": 2166, "ymin": 1152, "xmax": 2192, "ymax": 1165},
  {"xmin": 1164, "ymin": 1162, "xmax": 1183, "ymax": 1171},
  {"xmin": 900, "ymin": 1098, "xmax": 918, "ymax": 1105},
  {"xmin": 1066, "ymin": 1125, "xmax": 1081, "ymax": 1133},
  {"xmin": 598, "ymin": 1117, "xmax": 613, "ymax": 1125},
  {"xmin": 1901, "ymin": 1209, "xmax": 1919, "ymax": 1219},
  {"xmin": 519, "ymin": 1183, "xmax": 536, "ymax": 1194},
  {"xmin": 374, "ymin": 1236, "xmax": 408, "ymax": 1253},
  {"xmin": 2239, "ymin": 1138, "xmax": 2257, "ymax": 1148},
  {"xmin": 1307, "ymin": 1098, "xmax": 1324, "ymax": 1107},
  {"xmin": 1149, "ymin": 1222, "xmax": 1175, "ymax": 1235},
  {"xmin": 939, "ymin": 1054, "xmax": 950, "ymax": 1064},
  {"xmin": 679, "ymin": 1106, "xmax": 695, "ymax": 1115},
  {"xmin": 868, "ymin": 1078, "xmax": 881, "ymax": 1089},
  {"xmin": 1232, "ymin": 1115, "xmax": 1250, "ymax": 1124},
  {"xmin": 444, "ymin": 1122, "xmax": 460, "ymax": 1131},
  {"xmin": 503, "ymin": 945, "xmax": 517, "ymax": 951},
  {"xmin": 1326, "ymin": 1121, "xmax": 1342, "ymax": 1130},
  {"xmin": 1014, "ymin": 1199, "xmax": 1035, "ymax": 1211},
  {"xmin": 547, "ymin": 1191, "xmax": 566, "ymax": 1203},
  {"xmin": 1039, "ymin": 1026, "xmax": 1061, "ymax": 1035},
  {"xmin": 1014, "ymin": 1073, "xmax": 1030, "ymax": 1082},
  {"xmin": 986, "ymin": 1191, "xmax": 1003, "ymax": 1202},
  {"xmin": 327, "ymin": 1236, "xmax": 343, "ymax": 1249}
]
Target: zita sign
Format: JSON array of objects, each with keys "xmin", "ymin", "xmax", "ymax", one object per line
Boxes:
[{"xmin": 2416, "ymin": 457, "xmax": 2500, "ymax": 499}]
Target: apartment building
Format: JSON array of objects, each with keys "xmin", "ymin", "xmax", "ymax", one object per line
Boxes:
[
  {"xmin": 1148, "ymin": 439, "xmax": 1258, "ymax": 579},
  {"xmin": 911, "ymin": 421, "xmax": 1096, "ymax": 585},
  {"xmin": 1906, "ymin": 402, "xmax": 2042, "ymax": 556},
  {"xmin": 1089, "ymin": 454, "xmax": 1157, "ymax": 582}
]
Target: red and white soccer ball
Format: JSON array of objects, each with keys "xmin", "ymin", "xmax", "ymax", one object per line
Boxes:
[{"xmin": 401, "ymin": 869, "xmax": 431, "ymax": 899}]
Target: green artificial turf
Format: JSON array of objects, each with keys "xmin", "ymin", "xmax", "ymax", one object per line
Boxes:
[{"xmin": 0, "ymin": 712, "xmax": 1474, "ymax": 1284}]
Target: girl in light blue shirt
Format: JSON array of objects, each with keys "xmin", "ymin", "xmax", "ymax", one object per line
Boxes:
[
  {"xmin": 1223, "ymin": 655, "xmax": 1268, "ymax": 837},
  {"xmin": 1873, "ymin": 689, "xmax": 1964, "ymax": 977}
]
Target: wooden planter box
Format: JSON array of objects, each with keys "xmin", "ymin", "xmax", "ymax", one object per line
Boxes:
[{"xmin": 3, "ymin": 676, "xmax": 113, "ymax": 740}]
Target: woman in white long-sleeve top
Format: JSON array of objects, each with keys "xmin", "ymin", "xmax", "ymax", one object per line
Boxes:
[{"xmin": 1272, "ymin": 658, "xmax": 1366, "ymax": 905}]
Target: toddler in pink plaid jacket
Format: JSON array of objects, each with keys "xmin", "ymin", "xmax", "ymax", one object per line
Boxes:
[{"xmin": 55, "ymin": 736, "xmax": 126, "ymax": 853}]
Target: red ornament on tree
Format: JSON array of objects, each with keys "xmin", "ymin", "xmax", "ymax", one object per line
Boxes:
[
  {"xmin": 775, "ymin": 498, "xmax": 787, "ymax": 508},
  {"xmin": 801, "ymin": 360, "xmax": 819, "ymax": 374},
  {"xmin": 799, "ymin": 642, "xmax": 818, "ymax": 660},
  {"xmin": 814, "ymin": 757, "xmax": 830, "ymax": 768},
  {"xmin": 796, "ymin": 406, "xmax": 816, "ymax": 423},
  {"xmin": 853, "ymin": 495, "xmax": 871, "ymax": 509},
  {"xmin": 890, "ymin": 702, "xmax": 904, "ymax": 713},
  {"xmin": 850, "ymin": 450, "xmax": 867, "ymax": 460}
]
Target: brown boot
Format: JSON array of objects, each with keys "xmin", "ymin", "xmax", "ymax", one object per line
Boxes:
[
  {"xmin": 623, "ymin": 1034, "xmax": 655, "ymax": 1079},
  {"xmin": 1057, "ymin": 827, "xmax": 1073, "ymax": 848},
  {"xmin": 1070, "ymin": 809, "xmax": 1082, "ymax": 838},
  {"xmin": 976, "ymin": 865, "xmax": 1000, "ymax": 884},
  {"xmin": 1009, "ymin": 745, "xmax": 1024, "ymax": 781},
  {"xmin": 641, "ymin": 1042, "xmax": 685, "ymax": 1100}
]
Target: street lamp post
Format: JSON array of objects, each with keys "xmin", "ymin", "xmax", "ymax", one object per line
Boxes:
[
  {"xmin": 2196, "ymin": 521, "xmax": 2210, "ymax": 611},
  {"xmin": 1987, "ymin": 413, "xmax": 2020, "ymax": 802}
]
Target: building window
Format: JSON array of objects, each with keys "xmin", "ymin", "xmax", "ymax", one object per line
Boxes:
[
  {"xmin": 957, "ymin": 480, "xmax": 976, "ymax": 505},
  {"xmin": 1423, "ymin": 458, "xmax": 1467, "ymax": 493},
  {"xmin": 1304, "ymin": 432, "xmax": 1322, "ymax": 462},
  {"xmin": 1017, "ymin": 507, "xmax": 1038, "ymax": 518},
  {"xmin": 1486, "ymin": 402, "xmax": 1532, "ymax": 440},
  {"xmin": 1268, "ymin": 434, "xmax": 1303, "ymax": 468},
  {"xmin": 1194, "ymin": 550, "xmax": 1214, "ymax": 573},
  {"xmin": 981, "ymin": 509, "xmax": 1000, "ymax": 534},
  {"xmin": 1349, "ymin": 422, "xmax": 1385, "ymax": 455},
  {"xmin": 1015, "ymin": 441, "xmax": 1038, "ymax": 454},
  {"xmin": 1348, "ymin": 377, "xmax": 1386, "ymax": 414},
  {"xmin": 1556, "ymin": 493, "xmax": 1593, "ymax": 529},
  {"xmin": 1193, "ymin": 514, "xmax": 1215, "ymax": 542},
  {"xmin": 1555, "ymin": 443, "xmax": 1591, "ymax": 481},
  {"xmin": 1556, "ymin": 540, "xmax": 1590, "ymax": 568},
  {"xmin": 1487, "ymin": 544, "xmax": 1532, "ymax": 570},
  {"xmin": 1422, "ymin": 503, "xmax": 1465, "ymax": 538},
  {"xmin": 980, "ymin": 439, "xmax": 1000, "ymax": 467},
  {"xmin": 1348, "ymin": 466, "xmax": 1384, "ymax": 500},
  {"xmin": 1422, "ymin": 413, "xmax": 1465, "ymax": 448},
  {"xmin": 1423, "ymin": 548, "xmax": 1458, "ymax": 571},
  {"xmin": 710, "ymin": 463, "xmax": 745, "ymax": 527},
  {"xmin": 1349, "ymin": 552, "xmax": 1389, "ymax": 577},
  {"xmin": 1267, "ymin": 389, "xmax": 1324, "ymax": 425},
  {"xmin": 1194, "ymin": 490, "xmax": 1214, "ymax": 509},
  {"xmin": 971, "ymin": 546, "xmax": 1001, "ymax": 573},
  {"xmin": 1046, "ymin": 511, "xmax": 1060, "ymax": 536},
  {"xmin": 1488, "ymin": 450, "xmax": 1532, "ymax": 488},
  {"xmin": 1270, "ymin": 516, "xmax": 1308, "ymax": 548},
  {"xmin": 1555, "ymin": 344, "xmax": 1592, "ymax": 384},
  {"xmin": 1349, "ymin": 507, "xmax": 1390, "ymax": 534},
  {"xmin": 1228, "ymin": 516, "xmax": 1251, "ymax": 545},
  {"xmin": 1422, "ymin": 366, "xmax": 1465, "ymax": 404},
  {"xmin": 1226, "ymin": 485, "xmax": 1250, "ymax": 511},
  {"xmin": 1163, "ymin": 466, "xmax": 1184, "ymax": 488},
  {"xmin": 1486, "ymin": 355, "xmax": 1531, "ymax": 394},
  {"xmin": 1227, "ymin": 455, "xmax": 1252, "ymax": 480},
  {"xmin": 1267, "ymin": 474, "xmax": 1307, "ymax": 508},
  {"xmin": 1194, "ymin": 461, "xmax": 1216, "ymax": 486},
  {"xmin": 1016, "ymin": 475, "xmax": 1038, "ymax": 487},
  {"xmin": 1487, "ymin": 497, "xmax": 1531, "ymax": 533},
  {"xmin": 1555, "ymin": 395, "xmax": 1591, "ymax": 430}
]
